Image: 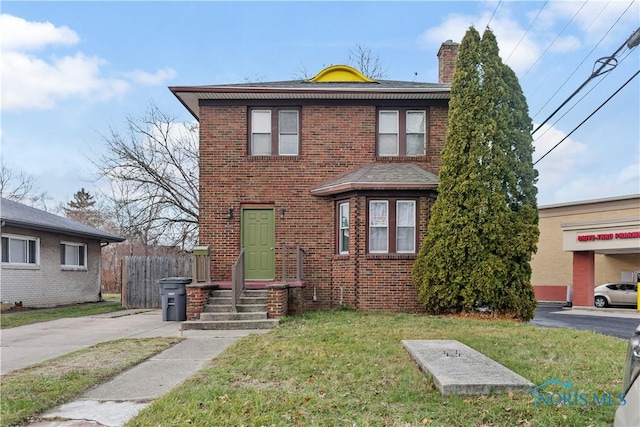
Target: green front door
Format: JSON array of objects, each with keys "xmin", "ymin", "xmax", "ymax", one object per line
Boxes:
[{"xmin": 242, "ymin": 209, "xmax": 275, "ymax": 280}]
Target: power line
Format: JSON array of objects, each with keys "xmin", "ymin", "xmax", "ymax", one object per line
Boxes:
[
  {"xmin": 486, "ymin": 1, "xmax": 501, "ymax": 29},
  {"xmin": 505, "ymin": 1, "xmax": 548, "ymax": 63},
  {"xmin": 519, "ymin": 0, "xmax": 588, "ymax": 83},
  {"xmin": 533, "ymin": 69, "xmax": 640, "ymax": 165},
  {"xmin": 533, "ymin": 48, "xmax": 637, "ymax": 142},
  {"xmin": 531, "ymin": 23, "xmax": 640, "ymax": 135},
  {"xmin": 530, "ymin": 0, "xmax": 635, "ymax": 123}
]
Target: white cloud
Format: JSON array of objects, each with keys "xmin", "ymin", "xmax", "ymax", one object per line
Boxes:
[
  {"xmin": 541, "ymin": 1, "xmax": 640, "ymax": 46},
  {"xmin": 417, "ymin": 10, "xmax": 542, "ymax": 74},
  {"xmin": 532, "ymin": 123, "xmax": 587, "ymax": 203},
  {"xmin": 533, "ymin": 123, "xmax": 639, "ymax": 205},
  {"xmin": 124, "ymin": 68, "xmax": 177, "ymax": 85},
  {"xmin": 1, "ymin": 50, "xmax": 130, "ymax": 110},
  {"xmin": 0, "ymin": 14, "xmax": 178, "ymax": 112},
  {"xmin": 0, "ymin": 14, "xmax": 79, "ymax": 51}
]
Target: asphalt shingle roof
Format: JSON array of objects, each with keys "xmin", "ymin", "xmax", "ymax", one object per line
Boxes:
[
  {"xmin": 1, "ymin": 198, "xmax": 125, "ymax": 243},
  {"xmin": 310, "ymin": 163, "xmax": 439, "ymax": 196}
]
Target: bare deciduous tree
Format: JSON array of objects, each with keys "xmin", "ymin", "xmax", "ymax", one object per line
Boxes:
[
  {"xmin": 95, "ymin": 102, "xmax": 199, "ymax": 249},
  {"xmin": 294, "ymin": 45, "xmax": 387, "ymax": 80},
  {"xmin": 0, "ymin": 161, "xmax": 51, "ymax": 209},
  {"xmin": 347, "ymin": 44, "xmax": 387, "ymax": 79}
]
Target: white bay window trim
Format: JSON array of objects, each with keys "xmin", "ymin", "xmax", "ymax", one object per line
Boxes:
[
  {"xmin": 338, "ymin": 202, "xmax": 349, "ymax": 254},
  {"xmin": 396, "ymin": 200, "xmax": 416, "ymax": 253},
  {"xmin": 369, "ymin": 200, "xmax": 389, "ymax": 253}
]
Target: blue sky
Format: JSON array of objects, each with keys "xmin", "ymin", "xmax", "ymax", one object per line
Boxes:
[{"xmin": 2, "ymin": 1, "xmax": 639, "ymax": 208}]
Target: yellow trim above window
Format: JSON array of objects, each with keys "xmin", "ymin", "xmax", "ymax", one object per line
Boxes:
[{"xmin": 308, "ymin": 65, "xmax": 377, "ymax": 83}]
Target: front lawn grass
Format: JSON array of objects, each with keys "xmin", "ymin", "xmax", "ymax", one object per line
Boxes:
[
  {"xmin": 0, "ymin": 337, "xmax": 182, "ymax": 427},
  {"xmin": 0, "ymin": 301, "xmax": 124, "ymax": 329},
  {"xmin": 129, "ymin": 310, "xmax": 627, "ymax": 427}
]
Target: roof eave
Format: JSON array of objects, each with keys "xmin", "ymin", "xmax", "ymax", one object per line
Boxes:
[
  {"xmin": 169, "ymin": 85, "xmax": 451, "ymax": 121},
  {"xmin": 2, "ymin": 219, "xmax": 126, "ymax": 243},
  {"xmin": 310, "ymin": 182, "xmax": 438, "ymax": 197}
]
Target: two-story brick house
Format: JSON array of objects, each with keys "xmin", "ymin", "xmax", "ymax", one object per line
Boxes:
[{"xmin": 171, "ymin": 41, "xmax": 458, "ymax": 315}]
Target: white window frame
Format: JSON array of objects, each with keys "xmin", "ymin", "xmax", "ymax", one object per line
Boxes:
[
  {"xmin": 396, "ymin": 200, "xmax": 416, "ymax": 253},
  {"xmin": 1, "ymin": 234, "xmax": 39, "ymax": 266},
  {"xmin": 377, "ymin": 109, "xmax": 427, "ymax": 157},
  {"xmin": 60, "ymin": 241, "xmax": 87, "ymax": 269},
  {"xmin": 338, "ymin": 202, "xmax": 349, "ymax": 254},
  {"xmin": 405, "ymin": 110, "xmax": 426, "ymax": 156},
  {"xmin": 250, "ymin": 108, "xmax": 300, "ymax": 156},
  {"xmin": 278, "ymin": 110, "xmax": 299, "ymax": 156},
  {"xmin": 378, "ymin": 111, "xmax": 399, "ymax": 156},
  {"xmin": 251, "ymin": 109, "xmax": 272, "ymax": 155},
  {"xmin": 369, "ymin": 200, "xmax": 389, "ymax": 253}
]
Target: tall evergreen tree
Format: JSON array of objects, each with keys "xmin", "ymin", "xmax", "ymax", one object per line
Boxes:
[
  {"xmin": 413, "ymin": 27, "xmax": 539, "ymax": 321},
  {"xmin": 64, "ymin": 188, "xmax": 103, "ymax": 228}
]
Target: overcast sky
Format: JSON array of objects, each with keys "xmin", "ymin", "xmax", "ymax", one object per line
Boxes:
[{"xmin": 1, "ymin": 1, "xmax": 639, "ymax": 208}]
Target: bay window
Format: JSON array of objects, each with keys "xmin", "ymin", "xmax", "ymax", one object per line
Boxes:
[
  {"xmin": 338, "ymin": 202, "xmax": 349, "ymax": 254},
  {"xmin": 368, "ymin": 199, "xmax": 417, "ymax": 254}
]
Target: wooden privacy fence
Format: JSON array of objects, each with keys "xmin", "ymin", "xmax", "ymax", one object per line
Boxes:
[{"xmin": 122, "ymin": 256, "xmax": 193, "ymax": 308}]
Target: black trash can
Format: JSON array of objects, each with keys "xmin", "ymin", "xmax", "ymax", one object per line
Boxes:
[{"xmin": 158, "ymin": 277, "xmax": 192, "ymax": 321}]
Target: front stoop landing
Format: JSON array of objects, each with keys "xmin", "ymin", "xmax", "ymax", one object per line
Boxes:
[{"xmin": 181, "ymin": 289, "xmax": 279, "ymax": 330}]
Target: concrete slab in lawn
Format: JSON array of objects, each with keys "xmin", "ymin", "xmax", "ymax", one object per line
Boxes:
[{"xmin": 403, "ymin": 340, "xmax": 534, "ymax": 395}]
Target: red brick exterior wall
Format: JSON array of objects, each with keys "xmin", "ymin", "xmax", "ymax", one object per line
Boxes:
[
  {"xmin": 198, "ymin": 100, "xmax": 449, "ymax": 313},
  {"xmin": 185, "ymin": 284, "xmax": 216, "ymax": 321},
  {"xmin": 572, "ymin": 251, "xmax": 595, "ymax": 307},
  {"xmin": 266, "ymin": 284, "xmax": 288, "ymax": 318},
  {"xmin": 533, "ymin": 285, "xmax": 569, "ymax": 303}
]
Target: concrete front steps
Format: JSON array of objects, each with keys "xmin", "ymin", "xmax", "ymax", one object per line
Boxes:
[{"xmin": 181, "ymin": 289, "xmax": 279, "ymax": 330}]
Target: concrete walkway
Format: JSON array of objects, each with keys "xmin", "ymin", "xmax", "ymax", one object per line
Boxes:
[{"xmin": 0, "ymin": 309, "xmax": 271, "ymax": 426}]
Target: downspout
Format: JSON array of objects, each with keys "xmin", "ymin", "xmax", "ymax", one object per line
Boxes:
[{"xmin": 98, "ymin": 242, "xmax": 110, "ymax": 301}]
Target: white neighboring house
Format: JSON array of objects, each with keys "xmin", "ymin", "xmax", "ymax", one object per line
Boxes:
[{"xmin": 0, "ymin": 198, "xmax": 125, "ymax": 308}]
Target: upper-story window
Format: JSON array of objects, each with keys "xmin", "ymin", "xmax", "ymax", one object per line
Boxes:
[
  {"xmin": 378, "ymin": 109, "xmax": 426, "ymax": 156},
  {"xmin": 60, "ymin": 242, "xmax": 87, "ymax": 268},
  {"xmin": 1, "ymin": 234, "xmax": 39, "ymax": 265},
  {"xmin": 250, "ymin": 108, "xmax": 300, "ymax": 156}
]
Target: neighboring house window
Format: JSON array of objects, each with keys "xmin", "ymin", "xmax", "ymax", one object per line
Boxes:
[
  {"xmin": 338, "ymin": 202, "xmax": 349, "ymax": 254},
  {"xmin": 1, "ymin": 235, "xmax": 39, "ymax": 265},
  {"xmin": 377, "ymin": 109, "xmax": 426, "ymax": 156},
  {"xmin": 250, "ymin": 108, "xmax": 300, "ymax": 156},
  {"xmin": 60, "ymin": 242, "xmax": 87, "ymax": 268},
  {"xmin": 368, "ymin": 199, "xmax": 417, "ymax": 254}
]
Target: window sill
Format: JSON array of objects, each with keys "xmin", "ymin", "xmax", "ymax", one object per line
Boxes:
[
  {"xmin": 1, "ymin": 263, "xmax": 40, "ymax": 270},
  {"xmin": 365, "ymin": 253, "xmax": 416, "ymax": 260},
  {"xmin": 375, "ymin": 156, "xmax": 427, "ymax": 162},
  {"xmin": 249, "ymin": 155, "xmax": 300, "ymax": 161},
  {"xmin": 61, "ymin": 266, "xmax": 88, "ymax": 272},
  {"xmin": 334, "ymin": 254, "xmax": 351, "ymax": 260}
]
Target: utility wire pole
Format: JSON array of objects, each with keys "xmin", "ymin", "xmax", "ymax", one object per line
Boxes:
[{"xmin": 532, "ymin": 26, "xmax": 640, "ymax": 135}]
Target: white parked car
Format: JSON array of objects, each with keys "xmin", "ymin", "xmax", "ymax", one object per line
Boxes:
[
  {"xmin": 614, "ymin": 324, "xmax": 640, "ymax": 426},
  {"xmin": 594, "ymin": 282, "xmax": 637, "ymax": 308}
]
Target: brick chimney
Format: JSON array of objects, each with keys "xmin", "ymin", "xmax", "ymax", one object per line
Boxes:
[{"xmin": 437, "ymin": 40, "xmax": 459, "ymax": 84}]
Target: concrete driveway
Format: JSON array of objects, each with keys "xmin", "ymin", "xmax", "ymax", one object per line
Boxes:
[
  {"xmin": 1, "ymin": 309, "xmax": 272, "ymax": 426},
  {"xmin": 2, "ymin": 309, "xmax": 197, "ymax": 374}
]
